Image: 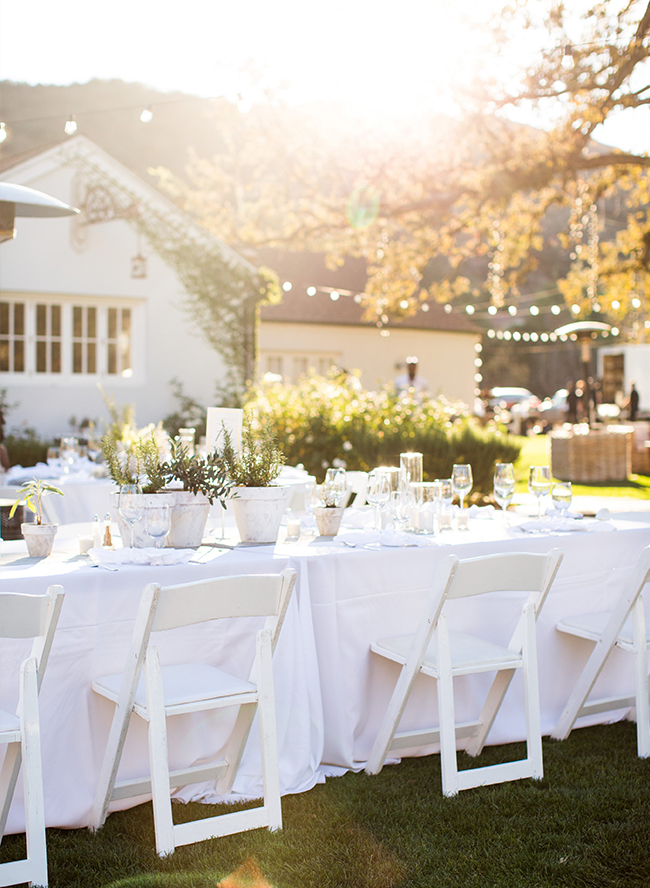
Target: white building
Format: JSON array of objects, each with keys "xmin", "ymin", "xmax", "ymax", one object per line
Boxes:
[{"xmin": 0, "ymin": 135, "xmax": 254, "ymax": 438}]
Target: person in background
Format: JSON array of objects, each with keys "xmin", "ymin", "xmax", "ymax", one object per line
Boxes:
[
  {"xmin": 628, "ymin": 382, "xmax": 640, "ymax": 422},
  {"xmin": 566, "ymin": 381, "xmax": 578, "ymax": 424},
  {"xmin": 394, "ymin": 356, "xmax": 429, "ymax": 397}
]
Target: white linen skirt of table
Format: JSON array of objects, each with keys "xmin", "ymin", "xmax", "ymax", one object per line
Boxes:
[
  {"xmin": 303, "ymin": 522, "xmax": 650, "ymax": 770},
  {"xmin": 0, "ymin": 544, "xmax": 324, "ymax": 834}
]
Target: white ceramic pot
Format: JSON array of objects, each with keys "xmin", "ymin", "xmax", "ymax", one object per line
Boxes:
[
  {"xmin": 167, "ymin": 490, "xmax": 211, "ymax": 548},
  {"xmin": 21, "ymin": 523, "xmax": 58, "ymax": 557},
  {"xmin": 110, "ymin": 492, "xmax": 176, "ymax": 548},
  {"xmin": 313, "ymin": 506, "xmax": 344, "ymax": 536},
  {"xmin": 230, "ymin": 486, "xmax": 291, "ymax": 544}
]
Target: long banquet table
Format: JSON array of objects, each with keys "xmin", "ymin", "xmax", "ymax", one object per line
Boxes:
[{"xmin": 1, "ymin": 509, "xmax": 649, "ymax": 834}]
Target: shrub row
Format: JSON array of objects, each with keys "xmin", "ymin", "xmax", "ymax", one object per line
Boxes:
[{"xmin": 246, "ymin": 373, "xmax": 521, "ymax": 496}]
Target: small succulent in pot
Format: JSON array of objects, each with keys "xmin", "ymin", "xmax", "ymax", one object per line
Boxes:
[{"xmin": 9, "ymin": 478, "xmax": 64, "ymax": 525}]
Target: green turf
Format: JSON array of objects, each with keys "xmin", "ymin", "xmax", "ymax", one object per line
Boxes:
[
  {"xmin": 2, "ymin": 722, "xmax": 650, "ymax": 887},
  {"xmin": 514, "ymin": 435, "xmax": 650, "ymax": 499}
]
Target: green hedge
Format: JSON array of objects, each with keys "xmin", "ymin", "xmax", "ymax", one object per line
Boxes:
[{"xmin": 246, "ymin": 374, "xmax": 520, "ymax": 496}]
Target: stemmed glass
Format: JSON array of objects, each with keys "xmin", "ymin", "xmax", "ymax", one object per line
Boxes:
[
  {"xmin": 118, "ymin": 484, "xmax": 143, "ymax": 548},
  {"xmin": 552, "ymin": 480, "xmax": 572, "ymax": 516},
  {"xmin": 144, "ymin": 503, "xmax": 171, "ymax": 549},
  {"xmin": 493, "ymin": 463, "xmax": 516, "ymax": 524},
  {"xmin": 388, "ymin": 490, "xmax": 411, "ymax": 531},
  {"xmin": 451, "ymin": 464, "xmax": 473, "ymax": 512},
  {"xmin": 528, "ymin": 466, "xmax": 551, "ymax": 520},
  {"xmin": 367, "ymin": 469, "xmax": 391, "ymax": 531},
  {"xmin": 324, "ymin": 468, "xmax": 347, "ymax": 507}
]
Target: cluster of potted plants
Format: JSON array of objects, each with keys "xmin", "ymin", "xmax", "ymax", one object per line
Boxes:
[{"xmin": 101, "ymin": 417, "xmax": 289, "ymax": 547}]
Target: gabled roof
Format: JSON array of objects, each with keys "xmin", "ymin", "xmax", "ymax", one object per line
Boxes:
[
  {"xmin": 258, "ymin": 250, "xmax": 480, "ymax": 333},
  {"xmin": 0, "ymin": 134, "xmax": 256, "ymax": 273}
]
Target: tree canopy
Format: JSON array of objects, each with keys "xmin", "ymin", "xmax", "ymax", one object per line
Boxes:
[{"xmin": 160, "ymin": 0, "xmax": 650, "ymax": 341}]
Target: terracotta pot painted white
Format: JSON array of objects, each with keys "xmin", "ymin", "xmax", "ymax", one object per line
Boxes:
[
  {"xmin": 21, "ymin": 523, "xmax": 58, "ymax": 557},
  {"xmin": 230, "ymin": 486, "xmax": 291, "ymax": 544},
  {"xmin": 167, "ymin": 490, "xmax": 210, "ymax": 548},
  {"xmin": 110, "ymin": 492, "xmax": 176, "ymax": 548},
  {"xmin": 313, "ymin": 506, "xmax": 344, "ymax": 536}
]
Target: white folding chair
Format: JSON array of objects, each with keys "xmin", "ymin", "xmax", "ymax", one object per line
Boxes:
[
  {"xmin": 344, "ymin": 472, "xmax": 369, "ymax": 508},
  {"xmin": 0, "ymin": 585, "xmax": 65, "ymax": 888},
  {"xmin": 366, "ymin": 549, "xmax": 563, "ymax": 796},
  {"xmin": 89, "ymin": 568, "xmax": 296, "ymax": 858},
  {"xmin": 552, "ymin": 545, "xmax": 650, "ymax": 756}
]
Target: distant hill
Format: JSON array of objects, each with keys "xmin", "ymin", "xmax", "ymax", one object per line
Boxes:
[{"xmin": 0, "ymin": 79, "xmax": 235, "ymax": 182}]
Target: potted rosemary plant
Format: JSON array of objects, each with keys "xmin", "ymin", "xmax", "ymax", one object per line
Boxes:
[
  {"xmin": 9, "ymin": 479, "xmax": 64, "ymax": 556},
  {"xmin": 214, "ymin": 418, "xmax": 289, "ymax": 544}
]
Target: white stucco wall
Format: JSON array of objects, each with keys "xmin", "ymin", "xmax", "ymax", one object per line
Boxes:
[
  {"xmin": 258, "ymin": 321, "xmax": 479, "ymax": 406},
  {"xmin": 0, "ymin": 152, "xmax": 230, "ymax": 439}
]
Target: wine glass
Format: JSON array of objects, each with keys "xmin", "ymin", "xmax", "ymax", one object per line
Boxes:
[
  {"xmin": 367, "ymin": 469, "xmax": 390, "ymax": 530},
  {"xmin": 493, "ymin": 463, "xmax": 516, "ymax": 524},
  {"xmin": 388, "ymin": 490, "xmax": 411, "ymax": 531},
  {"xmin": 528, "ymin": 466, "xmax": 551, "ymax": 520},
  {"xmin": 451, "ymin": 464, "xmax": 473, "ymax": 511},
  {"xmin": 552, "ymin": 480, "xmax": 572, "ymax": 516},
  {"xmin": 118, "ymin": 484, "xmax": 143, "ymax": 548},
  {"xmin": 324, "ymin": 468, "xmax": 347, "ymax": 507},
  {"xmin": 144, "ymin": 503, "xmax": 172, "ymax": 549}
]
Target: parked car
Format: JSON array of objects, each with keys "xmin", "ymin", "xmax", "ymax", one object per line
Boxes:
[
  {"xmin": 538, "ymin": 389, "xmax": 568, "ymax": 427},
  {"xmin": 488, "ymin": 387, "xmax": 541, "ymax": 433}
]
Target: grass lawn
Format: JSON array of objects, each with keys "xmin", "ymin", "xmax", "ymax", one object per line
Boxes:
[
  {"xmin": 514, "ymin": 435, "xmax": 650, "ymax": 499},
  {"xmin": 2, "ymin": 722, "xmax": 649, "ymax": 888}
]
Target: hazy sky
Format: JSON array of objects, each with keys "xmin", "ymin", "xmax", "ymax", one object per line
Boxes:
[{"xmin": 1, "ymin": 0, "xmax": 648, "ymax": 152}]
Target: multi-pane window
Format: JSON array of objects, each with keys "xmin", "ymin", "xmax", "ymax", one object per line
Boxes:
[
  {"xmin": 0, "ymin": 299, "xmax": 135, "ymax": 377},
  {"xmin": 292, "ymin": 356, "xmax": 309, "ymax": 380},
  {"xmin": 72, "ymin": 306, "xmax": 97, "ymax": 374},
  {"xmin": 107, "ymin": 307, "xmax": 132, "ymax": 376},
  {"xmin": 318, "ymin": 356, "xmax": 337, "ymax": 375},
  {"xmin": 265, "ymin": 355, "xmax": 283, "ymax": 376},
  {"xmin": 0, "ymin": 301, "xmax": 25, "ymax": 372},
  {"xmin": 36, "ymin": 304, "xmax": 62, "ymax": 373}
]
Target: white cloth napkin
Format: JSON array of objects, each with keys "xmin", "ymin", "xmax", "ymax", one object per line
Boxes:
[
  {"xmin": 468, "ymin": 504, "xmax": 496, "ymax": 519},
  {"xmin": 340, "ymin": 507, "xmax": 376, "ymax": 529},
  {"xmin": 338, "ymin": 529, "xmax": 436, "ymax": 548},
  {"xmin": 88, "ymin": 546, "xmax": 195, "ymax": 566},
  {"xmin": 545, "ymin": 506, "xmax": 584, "ymax": 519},
  {"xmin": 512, "ymin": 517, "xmax": 615, "ymax": 534}
]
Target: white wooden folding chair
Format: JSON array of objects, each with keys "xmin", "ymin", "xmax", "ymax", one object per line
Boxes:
[
  {"xmin": 89, "ymin": 568, "xmax": 296, "ymax": 857},
  {"xmin": 365, "ymin": 549, "xmax": 563, "ymax": 797},
  {"xmin": 0, "ymin": 585, "xmax": 65, "ymax": 888},
  {"xmin": 552, "ymin": 545, "xmax": 650, "ymax": 756}
]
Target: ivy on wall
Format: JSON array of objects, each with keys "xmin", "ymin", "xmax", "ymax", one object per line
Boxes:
[{"xmin": 64, "ymin": 147, "xmax": 281, "ymax": 402}]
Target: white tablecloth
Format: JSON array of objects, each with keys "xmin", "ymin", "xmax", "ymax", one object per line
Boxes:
[{"xmin": 1, "ymin": 511, "xmax": 649, "ymax": 833}]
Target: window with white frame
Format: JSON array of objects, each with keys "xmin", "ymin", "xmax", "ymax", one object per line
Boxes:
[
  {"xmin": 107, "ymin": 307, "xmax": 132, "ymax": 376},
  {"xmin": 265, "ymin": 355, "xmax": 283, "ymax": 377},
  {"xmin": 0, "ymin": 301, "xmax": 25, "ymax": 372},
  {"xmin": 0, "ymin": 298, "xmax": 136, "ymax": 378},
  {"xmin": 36, "ymin": 303, "xmax": 62, "ymax": 373}
]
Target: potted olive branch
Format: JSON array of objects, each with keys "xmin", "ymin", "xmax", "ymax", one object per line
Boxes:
[
  {"xmin": 9, "ymin": 479, "xmax": 64, "ymax": 557},
  {"xmin": 213, "ymin": 418, "xmax": 289, "ymax": 544}
]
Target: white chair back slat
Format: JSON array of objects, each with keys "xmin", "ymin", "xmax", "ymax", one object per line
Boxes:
[
  {"xmin": 447, "ymin": 551, "xmax": 562, "ymax": 600},
  {"xmin": 153, "ymin": 573, "xmax": 287, "ymax": 632}
]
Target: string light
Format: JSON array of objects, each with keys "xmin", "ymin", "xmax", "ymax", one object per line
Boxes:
[
  {"xmin": 282, "ymin": 281, "xmax": 292, "ymax": 291},
  {"xmin": 140, "ymin": 105, "xmax": 153, "ymax": 123},
  {"xmin": 64, "ymin": 115, "xmax": 77, "ymax": 135},
  {"xmin": 0, "ymin": 122, "xmax": 6, "ymax": 144},
  {"xmin": 562, "ymin": 44, "xmax": 575, "ymax": 69}
]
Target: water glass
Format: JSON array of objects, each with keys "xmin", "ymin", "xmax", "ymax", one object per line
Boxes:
[
  {"xmin": 388, "ymin": 490, "xmax": 411, "ymax": 531},
  {"xmin": 118, "ymin": 484, "xmax": 144, "ymax": 548},
  {"xmin": 145, "ymin": 503, "xmax": 171, "ymax": 548},
  {"xmin": 552, "ymin": 480, "xmax": 572, "ymax": 515},
  {"xmin": 528, "ymin": 466, "xmax": 551, "ymax": 520},
  {"xmin": 494, "ymin": 463, "xmax": 516, "ymax": 522},
  {"xmin": 367, "ymin": 469, "xmax": 391, "ymax": 530},
  {"xmin": 451, "ymin": 464, "xmax": 473, "ymax": 511},
  {"xmin": 400, "ymin": 452, "xmax": 423, "ymax": 487}
]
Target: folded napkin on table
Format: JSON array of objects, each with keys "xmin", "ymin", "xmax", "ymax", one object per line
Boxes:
[
  {"xmin": 544, "ymin": 506, "xmax": 584, "ymax": 520},
  {"xmin": 6, "ymin": 463, "xmax": 59, "ymax": 484},
  {"xmin": 512, "ymin": 516, "xmax": 615, "ymax": 534},
  {"xmin": 338, "ymin": 529, "xmax": 436, "ymax": 548},
  {"xmin": 468, "ymin": 504, "xmax": 496, "ymax": 519},
  {"xmin": 340, "ymin": 507, "xmax": 376, "ymax": 529},
  {"xmin": 88, "ymin": 546, "xmax": 195, "ymax": 566}
]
